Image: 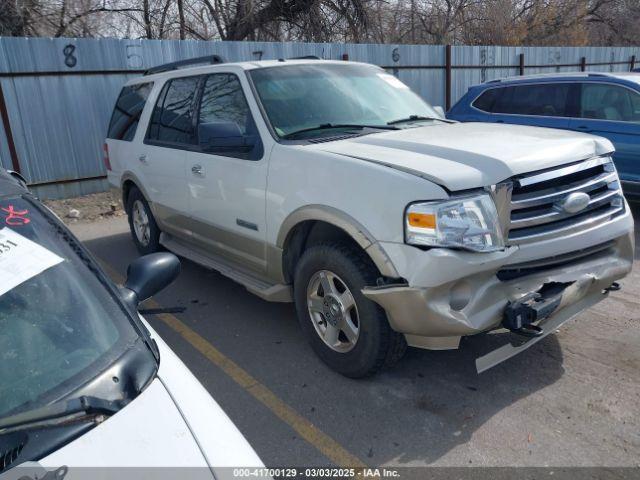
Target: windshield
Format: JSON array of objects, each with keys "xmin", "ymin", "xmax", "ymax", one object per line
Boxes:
[
  {"xmin": 249, "ymin": 63, "xmax": 441, "ymax": 138},
  {"xmin": 0, "ymin": 196, "xmax": 152, "ymax": 420}
]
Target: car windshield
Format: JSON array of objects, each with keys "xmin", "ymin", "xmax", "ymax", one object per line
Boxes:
[
  {"xmin": 0, "ymin": 196, "xmax": 151, "ymax": 420},
  {"xmin": 249, "ymin": 63, "xmax": 441, "ymax": 138}
]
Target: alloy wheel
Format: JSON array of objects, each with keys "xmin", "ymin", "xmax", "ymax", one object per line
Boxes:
[{"xmin": 306, "ymin": 270, "xmax": 360, "ymax": 353}]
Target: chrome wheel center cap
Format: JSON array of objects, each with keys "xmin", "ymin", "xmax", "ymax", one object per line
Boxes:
[{"xmin": 323, "ymin": 296, "xmax": 342, "ymax": 326}]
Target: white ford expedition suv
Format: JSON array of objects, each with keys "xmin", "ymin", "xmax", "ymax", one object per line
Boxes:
[{"xmin": 105, "ymin": 56, "xmax": 634, "ymax": 378}]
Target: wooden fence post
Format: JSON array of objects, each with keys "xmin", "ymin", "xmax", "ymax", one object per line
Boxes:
[
  {"xmin": 631, "ymin": 55, "xmax": 636, "ymax": 71},
  {"xmin": 580, "ymin": 57, "xmax": 587, "ymax": 72},
  {"xmin": 519, "ymin": 53, "xmax": 525, "ymax": 75}
]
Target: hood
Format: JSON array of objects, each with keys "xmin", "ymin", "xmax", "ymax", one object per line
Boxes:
[
  {"xmin": 39, "ymin": 379, "xmax": 212, "ymax": 471},
  {"xmin": 312, "ymin": 122, "xmax": 614, "ymax": 191}
]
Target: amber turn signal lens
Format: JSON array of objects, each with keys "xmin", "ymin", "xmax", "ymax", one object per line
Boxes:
[{"xmin": 408, "ymin": 212, "xmax": 436, "ymax": 228}]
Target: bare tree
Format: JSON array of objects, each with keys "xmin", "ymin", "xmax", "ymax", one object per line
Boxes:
[{"xmin": 2, "ymin": 0, "xmax": 638, "ymax": 45}]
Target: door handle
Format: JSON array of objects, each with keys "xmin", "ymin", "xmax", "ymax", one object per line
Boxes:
[
  {"xmin": 191, "ymin": 164, "xmax": 204, "ymax": 176},
  {"xmin": 138, "ymin": 154, "xmax": 148, "ymax": 164}
]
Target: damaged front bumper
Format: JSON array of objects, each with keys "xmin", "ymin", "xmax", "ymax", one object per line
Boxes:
[{"xmin": 362, "ymin": 210, "xmax": 634, "ymax": 372}]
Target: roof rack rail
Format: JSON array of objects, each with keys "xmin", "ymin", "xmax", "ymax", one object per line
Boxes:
[
  {"xmin": 143, "ymin": 54, "xmax": 225, "ymax": 76},
  {"xmin": 289, "ymin": 55, "xmax": 321, "ymax": 60}
]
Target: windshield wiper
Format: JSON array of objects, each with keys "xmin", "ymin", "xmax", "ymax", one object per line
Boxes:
[
  {"xmin": 0, "ymin": 396, "xmax": 124, "ymax": 432},
  {"xmin": 282, "ymin": 123, "xmax": 398, "ymax": 139},
  {"xmin": 387, "ymin": 115, "xmax": 454, "ymax": 125}
]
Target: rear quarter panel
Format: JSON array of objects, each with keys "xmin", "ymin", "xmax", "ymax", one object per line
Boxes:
[
  {"xmin": 446, "ymin": 87, "xmax": 486, "ymax": 122},
  {"xmin": 105, "ymin": 80, "xmax": 164, "ymax": 192}
]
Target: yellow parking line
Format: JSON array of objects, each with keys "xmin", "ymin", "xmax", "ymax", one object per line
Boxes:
[{"xmin": 99, "ymin": 260, "xmax": 366, "ymax": 468}]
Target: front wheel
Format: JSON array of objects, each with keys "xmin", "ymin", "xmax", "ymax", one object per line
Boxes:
[{"xmin": 293, "ymin": 243, "xmax": 405, "ymax": 378}]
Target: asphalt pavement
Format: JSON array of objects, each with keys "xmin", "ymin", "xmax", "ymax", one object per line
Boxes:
[{"xmin": 69, "ymin": 213, "xmax": 640, "ymax": 469}]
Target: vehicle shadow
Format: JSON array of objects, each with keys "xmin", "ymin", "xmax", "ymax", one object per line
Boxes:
[{"xmin": 83, "ymin": 229, "xmax": 566, "ymax": 467}]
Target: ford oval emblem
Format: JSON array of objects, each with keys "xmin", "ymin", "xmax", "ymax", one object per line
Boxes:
[{"xmin": 560, "ymin": 192, "xmax": 590, "ymax": 213}]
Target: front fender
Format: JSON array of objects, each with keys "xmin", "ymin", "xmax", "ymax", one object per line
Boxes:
[{"xmin": 276, "ymin": 204, "xmax": 400, "ymax": 279}]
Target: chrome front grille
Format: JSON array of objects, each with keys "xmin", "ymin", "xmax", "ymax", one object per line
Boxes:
[{"xmin": 505, "ymin": 156, "xmax": 625, "ymax": 245}]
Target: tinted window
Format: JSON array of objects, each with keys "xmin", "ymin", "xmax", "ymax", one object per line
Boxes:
[
  {"xmin": 472, "ymin": 88, "xmax": 501, "ymax": 112},
  {"xmin": 107, "ymin": 82, "xmax": 153, "ymax": 141},
  {"xmin": 147, "ymin": 76, "xmax": 199, "ymax": 145},
  {"xmin": 488, "ymin": 83, "xmax": 571, "ymax": 117},
  {"xmin": 197, "ymin": 74, "xmax": 262, "ymax": 160},
  {"xmin": 579, "ymin": 83, "xmax": 640, "ymax": 122}
]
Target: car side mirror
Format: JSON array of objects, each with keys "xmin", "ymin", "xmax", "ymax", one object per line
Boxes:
[
  {"xmin": 433, "ymin": 106, "xmax": 446, "ymax": 118},
  {"xmin": 120, "ymin": 253, "xmax": 180, "ymax": 308},
  {"xmin": 198, "ymin": 121, "xmax": 255, "ymax": 153},
  {"xmin": 7, "ymin": 170, "xmax": 28, "ymax": 188}
]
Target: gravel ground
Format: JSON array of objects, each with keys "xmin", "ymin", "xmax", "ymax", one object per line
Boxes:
[{"xmin": 43, "ymin": 190, "xmax": 125, "ymax": 223}]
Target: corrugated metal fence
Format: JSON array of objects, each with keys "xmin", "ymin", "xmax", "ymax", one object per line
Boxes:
[{"xmin": 0, "ymin": 37, "xmax": 638, "ymax": 198}]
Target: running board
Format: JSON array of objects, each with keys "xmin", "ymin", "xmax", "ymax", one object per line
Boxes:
[{"xmin": 160, "ymin": 233, "xmax": 292, "ymax": 303}]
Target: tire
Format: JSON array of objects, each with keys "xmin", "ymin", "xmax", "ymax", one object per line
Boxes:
[
  {"xmin": 126, "ymin": 187, "xmax": 161, "ymax": 255},
  {"xmin": 293, "ymin": 242, "xmax": 406, "ymax": 378}
]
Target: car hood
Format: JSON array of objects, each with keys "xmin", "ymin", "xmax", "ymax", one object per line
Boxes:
[
  {"xmin": 39, "ymin": 379, "xmax": 212, "ymax": 471},
  {"xmin": 311, "ymin": 122, "xmax": 614, "ymax": 191}
]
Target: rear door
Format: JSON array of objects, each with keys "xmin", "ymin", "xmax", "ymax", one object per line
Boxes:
[
  {"xmin": 184, "ymin": 72, "xmax": 268, "ymax": 274},
  {"xmin": 141, "ymin": 75, "xmax": 201, "ymax": 239},
  {"xmin": 568, "ymin": 82, "xmax": 640, "ymax": 186},
  {"xmin": 480, "ymin": 82, "xmax": 572, "ymax": 129}
]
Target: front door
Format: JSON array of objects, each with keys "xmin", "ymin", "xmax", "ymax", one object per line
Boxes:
[{"xmin": 185, "ymin": 72, "xmax": 268, "ymax": 274}]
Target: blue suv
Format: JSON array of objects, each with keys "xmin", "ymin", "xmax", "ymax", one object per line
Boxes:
[{"xmin": 447, "ymin": 72, "xmax": 640, "ymax": 199}]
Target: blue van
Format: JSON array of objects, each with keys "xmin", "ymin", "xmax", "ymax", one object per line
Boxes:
[{"xmin": 447, "ymin": 72, "xmax": 640, "ymax": 199}]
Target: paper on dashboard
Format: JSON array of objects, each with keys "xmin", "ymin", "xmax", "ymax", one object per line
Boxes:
[{"xmin": 0, "ymin": 227, "xmax": 64, "ymax": 297}]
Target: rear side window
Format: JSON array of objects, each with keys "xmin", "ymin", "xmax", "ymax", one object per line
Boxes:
[
  {"xmin": 147, "ymin": 76, "xmax": 200, "ymax": 145},
  {"xmin": 475, "ymin": 83, "xmax": 571, "ymax": 117},
  {"xmin": 472, "ymin": 88, "xmax": 501, "ymax": 112},
  {"xmin": 107, "ymin": 82, "xmax": 153, "ymax": 141}
]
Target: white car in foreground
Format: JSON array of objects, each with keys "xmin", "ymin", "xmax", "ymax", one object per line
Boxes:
[
  {"xmin": 105, "ymin": 57, "xmax": 633, "ymax": 378},
  {"xmin": 0, "ymin": 169, "xmax": 262, "ymax": 479}
]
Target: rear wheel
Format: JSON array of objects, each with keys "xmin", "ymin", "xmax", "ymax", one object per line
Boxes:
[
  {"xmin": 293, "ymin": 242, "xmax": 406, "ymax": 378},
  {"xmin": 126, "ymin": 187, "xmax": 160, "ymax": 255}
]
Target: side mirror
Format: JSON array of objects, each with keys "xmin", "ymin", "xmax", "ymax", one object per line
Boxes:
[
  {"xmin": 120, "ymin": 253, "xmax": 180, "ymax": 308},
  {"xmin": 433, "ymin": 106, "xmax": 446, "ymax": 118},
  {"xmin": 7, "ymin": 170, "xmax": 28, "ymax": 188},
  {"xmin": 198, "ymin": 121, "xmax": 255, "ymax": 153}
]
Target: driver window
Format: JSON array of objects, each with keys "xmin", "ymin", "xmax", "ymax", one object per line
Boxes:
[{"xmin": 197, "ymin": 73, "xmax": 263, "ymax": 160}]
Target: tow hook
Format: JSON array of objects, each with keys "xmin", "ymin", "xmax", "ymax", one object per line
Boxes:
[
  {"xmin": 503, "ymin": 292, "xmax": 546, "ymax": 338},
  {"xmin": 502, "ymin": 283, "xmax": 570, "ymax": 338},
  {"xmin": 603, "ymin": 282, "xmax": 621, "ymax": 294}
]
